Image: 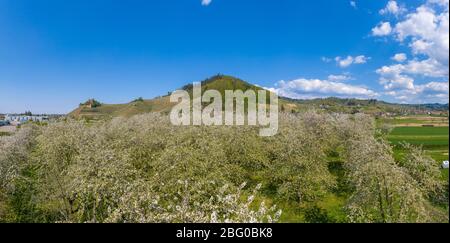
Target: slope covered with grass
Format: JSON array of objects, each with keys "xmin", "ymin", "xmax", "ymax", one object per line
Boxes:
[{"xmin": 69, "ymin": 75, "xmax": 279, "ymax": 119}]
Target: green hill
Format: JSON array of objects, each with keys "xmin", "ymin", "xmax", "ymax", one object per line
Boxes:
[
  {"xmin": 69, "ymin": 96, "xmax": 173, "ymax": 119},
  {"xmin": 182, "ymin": 75, "xmax": 263, "ymax": 96},
  {"xmin": 68, "ymin": 74, "xmax": 449, "ymax": 119},
  {"xmin": 69, "ymin": 75, "xmax": 275, "ymax": 119}
]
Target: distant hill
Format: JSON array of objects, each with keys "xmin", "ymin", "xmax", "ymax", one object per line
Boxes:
[
  {"xmin": 405, "ymin": 103, "xmax": 449, "ymax": 111},
  {"xmin": 286, "ymin": 97, "xmax": 448, "ymax": 115},
  {"xmin": 69, "ymin": 75, "xmax": 449, "ymax": 119},
  {"xmin": 69, "ymin": 75, "xmax": 271, "ymax": 119}
]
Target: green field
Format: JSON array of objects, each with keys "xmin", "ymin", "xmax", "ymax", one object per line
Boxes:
[
  {"xmin": 390, "ymin": 126, "xmax": 449, "ymax": 136},
  {"xmin": 389, "ymin": 127, "xmax": 449, "ymax": 149},
  {"xmin": 388, "ymin": 126, "xmax": 449, "ymax": 180},
  {"xmin": 378, "ymin": 115, "xmax": 449, "ymax": 127}
]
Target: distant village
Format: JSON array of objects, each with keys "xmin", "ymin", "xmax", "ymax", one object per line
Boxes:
[{"xmin": 0, "ymin": 112, "xmax": 64, "ymax": 128}]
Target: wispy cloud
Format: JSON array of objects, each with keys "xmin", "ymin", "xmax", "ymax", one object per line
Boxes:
[
  {"xmin": 201, "ymin": 0, "xmax": 212, "ymax": 6},
  {"xmin": 335, "ymin": 55, "xmax": 371, "ymax": 68},
  {"xmin": 266, "ymin": 76, "xmax": 378, "ymax": 100},
  {"xmin": 328, "ymin": 74, "xmax": 353, "ymax": 82}
]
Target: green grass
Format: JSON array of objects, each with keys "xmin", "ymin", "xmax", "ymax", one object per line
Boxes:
[
  {"xmin": 316, "ymin": 194, "xmax": 347, "ymax": 222},
  {"xmin": 388, "ymin": 126, "xmax": 449, "ymax": 181},
  {"xmin": 389, "ymin": 127, "xmax": 449, "ymax": 149},
  {"xmin": 390, "ymin": 127, "xmax": 449, "ymax": 136}
]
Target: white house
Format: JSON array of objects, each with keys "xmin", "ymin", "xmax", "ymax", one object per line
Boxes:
[
  {"xmin": 5, "ymin": 114, "xmax": 49, "ymax": 123},
  {"xmin": 443, "ymin": 161, "xmax": 449, "ymax": 169}
]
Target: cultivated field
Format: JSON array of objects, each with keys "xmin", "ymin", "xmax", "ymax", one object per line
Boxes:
[
  {"xmin": 386, "ymin": 118, "xmax": 449, "ymax": 181},
  {"xmin": 380, "ymin": 115, "xmax": 449, "ymax": 127}
]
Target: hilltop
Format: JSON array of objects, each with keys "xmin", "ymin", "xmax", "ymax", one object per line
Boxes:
[
  {"xmin": 69, "ymin": 75, "xmax": 449, "ymax": 119},
  {"xmin": 69, "ymin": 75, "xmax": 277, "ymax": 119}
]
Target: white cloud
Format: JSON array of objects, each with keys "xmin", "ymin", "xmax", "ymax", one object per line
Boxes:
[
  {"xmin": 335, "ymin": 56, "xmax": 354, "ymax": 68},
  {"xmin": 328, "ymin": 74, "xmax": 352, "ymax": 82},
  {"xmin": 403, "ymin": 58, "xmax": 448, "ymax": 77},
  {"xmin": 354, "ymin": 55, "xmax": 369, "ymax": 64},
  {"xmin": 350, "ymin": 1, "xmax": 357, "ymax": 9},
  {"xmin": 201, "ymin": 0, "xmax": 212, "ymax": 6},
  {"xmin": 377, "ymin": 58, "xmax": 448, "ymax": 92},
  {"xmin": 428, "ymin": 0, "xmax": 449, "ymax": 9},
  {"xmin": 373, "ymin": 0, "xmax": 449, "ymax": 103},
  {"xmin": 372, "ymin": 22, "xmax": 392, "ymax": 36},
  {"xmin": 376, "ymin": 64, "xmax": 414, "ymax": 91},
  {"xmin": 394, "ymin": 4, "xmax": 449, "ymax": 65},
  {"xmin": 378, "ymin": 72, "xmax": 415, "ymax": 90},
  {"xmin": 384, "ymin": 81, "xmax": 449, "ymax": 103},
  {"xmin": 380, "ymin": 1, "xmax": 407, "ymax": 16},
  {"xmin": 377, "ymin": 58, "xmax": 448, "ymax": 80},
  {"xmin": 335, "ymin": 55, "xmax": 370, "ymax": 68},
  {"xmin": 267, "ymin": 77, "xmax": 378, "ymax": 100},
  {"xmin": 392, "ymin": 53, "xmax": 407, "ymax": 62},
  {"xmin": 376, "ymin": 58, "xmax": 449, "ymax": 104},
  {"xmin": 416, "ymin": 81, "xmax": 449, "ymax": 93}
]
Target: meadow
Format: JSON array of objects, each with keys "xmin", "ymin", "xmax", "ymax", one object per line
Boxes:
[
  {"xmin": 387, "ymin": 125, "xmax": 449, "ymax": 181},
  {"xmin": 389, "ymin": 127, "xmax": 449, "ymax": 148}
]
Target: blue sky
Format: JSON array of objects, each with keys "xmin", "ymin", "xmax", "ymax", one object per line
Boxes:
[{"xmin": 0, "ymin": 0, "xmax": 448, "ymax": 114}]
